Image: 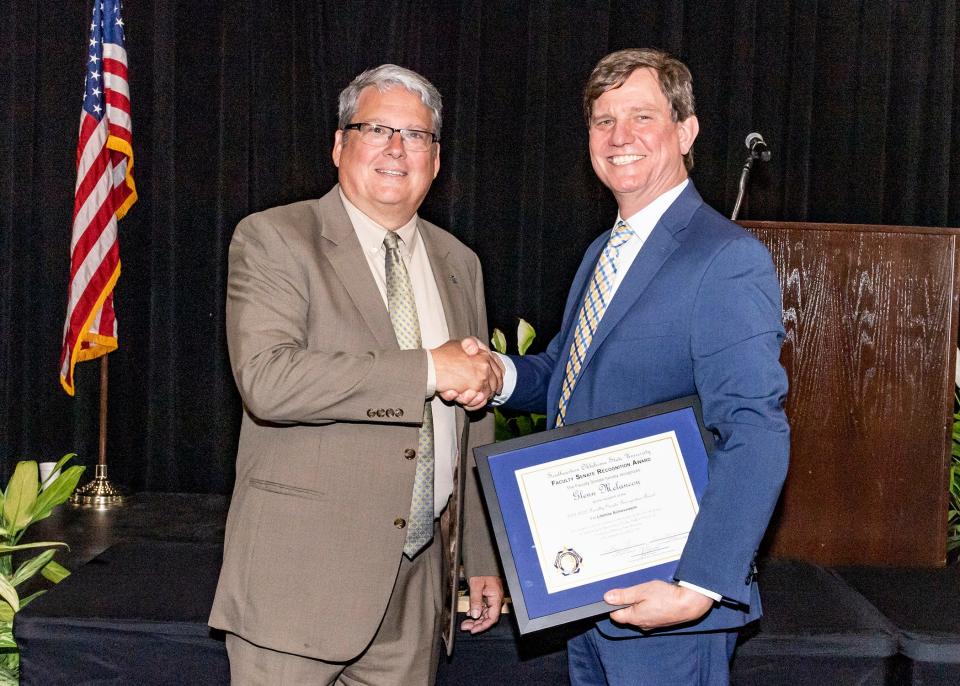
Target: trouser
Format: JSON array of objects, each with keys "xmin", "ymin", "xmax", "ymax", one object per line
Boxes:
[
  {"xmin": 567, "ymin": 625, "xmax": 738, "ymax": 686},
  {"xmin": 227, "ymin": 532, "xmax": 444, "ymax": 686}
]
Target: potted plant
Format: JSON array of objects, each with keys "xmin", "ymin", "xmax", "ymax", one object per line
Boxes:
[
  {"xmin": 0, "ymin": 454, "xmax": 84, "ymax": 684},
  {"xmin": 491, "ymin": 319, "xmax": 547, "ymax": 440}
]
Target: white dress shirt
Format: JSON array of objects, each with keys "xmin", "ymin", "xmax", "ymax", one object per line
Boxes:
[{"xmin": 341, "ymin": 191, "xmax": 456, "ymax": 518}]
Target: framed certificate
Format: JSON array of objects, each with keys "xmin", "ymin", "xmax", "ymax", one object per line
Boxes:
[{"xmin": 474, "ymin": 395, "xmax": 713, "ymax": 634}]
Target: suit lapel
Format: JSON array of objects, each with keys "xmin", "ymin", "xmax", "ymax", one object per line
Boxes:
[
  {"xmin": 421, "ymin": 223, "xmax": 469, "ymax": 340},
  {"xmin": 576, "ymin": 225, "xmax": 680, "ymax": 373},
  {"xmin": 420, "ymin": 220, "xmax": 470, "ymax": 443},
  {"xmin": 547, "ymin": 236, "xmax": 606, "ymax": 412},
  {"xmin": 317, "ymin": 188, "xmax": 398, "ymax": 350},
  {"xmin": 553, "ymin": 183, "xmax": 704, "ymax": 403}
]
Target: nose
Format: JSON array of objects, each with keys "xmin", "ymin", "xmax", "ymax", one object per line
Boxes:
[
  {"xmin": 383, "ymin": 131, "xmax": 406, "ymax": 158},
  {"xmin": 609, "ymin": 120, "xmax": 634, "ymax": 147}
]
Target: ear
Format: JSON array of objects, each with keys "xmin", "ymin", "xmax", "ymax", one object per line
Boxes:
[
  {"xmin": 433, "ymin": 143, "xmax": 441, "ymax": 179},
  {"xmin": 332, "ymin": 129, "xmax": 344, "ymax": 167},
  {"xmin": 677, "ymin": 115, "xmax": 699, "ymax": 155}
]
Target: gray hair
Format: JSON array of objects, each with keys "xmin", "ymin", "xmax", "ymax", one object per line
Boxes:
[{"xmin": 337, "ymin": 64, "xmax": 443, "ymax": 139}]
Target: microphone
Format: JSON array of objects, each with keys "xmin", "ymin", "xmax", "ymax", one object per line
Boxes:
[
  {"xmin": 745, "ymin": 132, "xmax": 771, "ymax": 162},
  {"xmin": 730, "ymin": 132, "xmax": 771, "ymax": 219}
]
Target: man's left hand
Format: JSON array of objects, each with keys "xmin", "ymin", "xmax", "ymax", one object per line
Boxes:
[
  {"xmin": 604, "ymin": 580, "xmax": 713, "ymax": 630},
  {"xmin": 459, "ymin": 575, "xmax": 504, "ymax": 634}
]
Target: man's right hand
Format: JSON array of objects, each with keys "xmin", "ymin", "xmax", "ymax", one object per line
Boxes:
[{"xmin": 432, "ymin": 339, "xmax": 503, "ymax": 410}]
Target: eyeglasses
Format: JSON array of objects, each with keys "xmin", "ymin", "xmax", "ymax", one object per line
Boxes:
[{"xmin": 342, "ymin": 123, "xmax": 439, "ymax": 152}]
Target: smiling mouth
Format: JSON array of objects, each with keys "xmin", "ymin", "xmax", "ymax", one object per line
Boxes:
[
  {"xmin": 609, "ymin": 154, "xmax": 646, "ymax": 166},
  {"xmin": 376, "ymin": 168, "xmax": 407, "ymax": 177}
]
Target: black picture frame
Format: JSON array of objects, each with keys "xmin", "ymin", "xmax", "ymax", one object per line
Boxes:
[{"xmin": 474, "ymin": 395, "xmax": 713, "ymax": 634}]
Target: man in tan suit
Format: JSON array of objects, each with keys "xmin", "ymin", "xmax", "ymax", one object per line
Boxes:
[{"xmin": 209, "ymin": 64, "xmax": 504, "ymax": 685}]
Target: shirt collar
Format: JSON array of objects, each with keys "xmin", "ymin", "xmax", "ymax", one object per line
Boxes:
[
  {"xmin": 339, "ymin": 188, "xmax": 420, "ymax": 258},
  {"xmin": 617, "ymin": 178, "xmax": 689, "ymax": 239}
]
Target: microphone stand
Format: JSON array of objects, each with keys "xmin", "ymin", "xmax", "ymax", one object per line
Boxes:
[
  {"xmin": 730, "ymin": 153, "xmax": 757, "ymax": 221},
  {"xmin": 730, "ymin": 134, "xmax": 771, "ymax": 221}
]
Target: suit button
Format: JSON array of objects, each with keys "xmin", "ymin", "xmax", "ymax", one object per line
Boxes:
[
  {"xmin": 366, "ymin": 409, "xmax": 376, "ymax": 418},
  {"xmin": 396, "ymin": 408, "xmax": 404, "ymax": 418},
  {"xmin": 376, "ymin": 409, "xmax": 386, "ymax": 417},
  {"xmin": 394, "ymin": 518, "xmax": 407, "ymax": 529},
  {"xmin": 404, "ymin": 449, "xmax": 416, "ymax": 460}
]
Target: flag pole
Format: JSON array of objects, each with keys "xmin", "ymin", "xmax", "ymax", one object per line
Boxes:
[
  {"xmin": 70, "ymin": 355, "xmax": 127, "ymax": 508},
  {"xmin": 64, "ymin": 0, "xmax": 135, "ymax": 507}
]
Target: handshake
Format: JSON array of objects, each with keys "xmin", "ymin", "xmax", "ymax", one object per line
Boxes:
[{"xmin": 431, "ymin": 338, "xmax": 505, "ymax": 411}]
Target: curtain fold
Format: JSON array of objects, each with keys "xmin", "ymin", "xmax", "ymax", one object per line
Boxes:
[{"xmin": 2, "ymin": 0, "xmax": 958, "ymax": 492}]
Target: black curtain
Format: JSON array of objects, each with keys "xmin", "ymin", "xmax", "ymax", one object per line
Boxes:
[{"xmin": 2, "ymin": 1, "xmax": 958, "ymax": 492}]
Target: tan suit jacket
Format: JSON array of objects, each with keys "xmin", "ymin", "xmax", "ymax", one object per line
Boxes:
[{"xmin": 209, "ymin": 186, "xmax": 498, "ymax": 661}]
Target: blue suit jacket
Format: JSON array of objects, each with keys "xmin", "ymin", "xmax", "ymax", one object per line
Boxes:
[{"xmin": 507, "ymin": 182, "xmax": 790, "ymax": 635}]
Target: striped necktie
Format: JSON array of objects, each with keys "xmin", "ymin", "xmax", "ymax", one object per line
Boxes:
[
  {"xmin": 383, "ymin": 231, "xmax": 435, "ymax": 557},
  {"xmin": 556, "ymin": 220, "xmax": 634, "ymax": 427}
]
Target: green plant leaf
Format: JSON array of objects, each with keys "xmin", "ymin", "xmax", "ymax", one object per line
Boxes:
[
  {"xmin": 517, "ymin": 319, "xmax": 536, "ymax": 356},
  {"xmin": 11, "ymin": 549, "xmax": 56, "ymax": 587},
  {"xmin": 0, "ymin": 541, "xmax": 67, "ymax": 556},
  {"xmin": 18, "ymin": 589, "xmax": 46, "ymax": 610},
  {"xmin": 40, "ymin": 560, "xmax": 70, "ymax": 584},
  {"xmin": 0, "ymin": 623, "xmax": 15, "ymax": 651},
  {"xmin": 515, "ymin": 415, "xmax": 533, "ymax": 436},
  {"xmin": 490, "ymin": 319, "xmax": 546, "ymax": 445},
  {"xmin": 491, "ymin": 328, "xmax": 507, "ymax": 354},
  {"xmin": 0, "ymin": 604, "xmax": 11, "ymax": 624},
  {"xmin": 0, "ymin": 577, "xmax": 19, "ymax": 613},
  {"xmin": 39, "ymin": 453, "xmax": 76, "ymax": 490},
  {"xmin": 30, "ymin": 465, "xmax": 85, "ymax": 525},
  {"xmin": 494, "ymin": 409, "xmax": 513, "ymax": 442},
  {"xmin": 2, "ymin": 462, "xmax": 38, "ymax": 535}
]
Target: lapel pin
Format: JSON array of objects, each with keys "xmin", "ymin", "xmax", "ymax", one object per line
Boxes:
[{"xmin": 449, "ymin": 274, "xmax": 458, "ymax": 284}]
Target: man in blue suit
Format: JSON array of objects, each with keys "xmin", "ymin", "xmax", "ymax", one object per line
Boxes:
[{"xmin": 473, "ymin": 48, "xmax": 790, "ymax": 685}]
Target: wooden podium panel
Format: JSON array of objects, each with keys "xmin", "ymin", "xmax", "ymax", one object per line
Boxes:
[{"xmin": 741, "ymin": 221, "xmax": 960, "ymax": 567}]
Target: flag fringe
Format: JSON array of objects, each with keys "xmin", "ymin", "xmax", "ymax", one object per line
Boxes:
[{"xmin": 60, "ymin": 261, "xmax": 121, "ymax": 396}]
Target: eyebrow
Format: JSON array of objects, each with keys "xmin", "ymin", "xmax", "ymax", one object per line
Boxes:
[
  {"xmin": 591, "ymin": 105, "xmax": 658, "ymax": 121},
  {"xmin": 364, "ymin": 120, "xmax": 434, "ymax": 131}
]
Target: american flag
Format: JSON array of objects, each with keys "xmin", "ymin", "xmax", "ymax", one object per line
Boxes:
[{"xmin": 60, "ymin": 0, "xmax": 136, "ymax": 396}]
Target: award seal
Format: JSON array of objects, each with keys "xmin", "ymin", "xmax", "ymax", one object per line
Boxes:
[{"xmin": 553, "ymin": 547, "xmax": 583, "ymax": 576}]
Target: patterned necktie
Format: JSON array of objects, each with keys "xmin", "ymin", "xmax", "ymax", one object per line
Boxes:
[
  {"xmin": 556, "ymin": 220, "xmax": 635, "ymax": 427},
  {"xmin": 383, "ymin": 231, "xmax": 435, "ymax": 557}
]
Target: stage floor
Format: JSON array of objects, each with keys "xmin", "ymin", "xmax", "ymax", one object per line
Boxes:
[{"xmin": 15, "ymin": 493, "xmax": 918, "ymax": 685}]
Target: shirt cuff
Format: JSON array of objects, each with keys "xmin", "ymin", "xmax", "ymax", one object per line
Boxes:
[
  {"xmin": 491, "ymin": 353, "xmax": 517, "ymax": 405},
  {"xmin": 676, "ymin": 580, "xmax": 722, "ymax": 602},
  {"xmin": 425, "ymin": 349, "xmax": 436, "ymax": 398}
]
